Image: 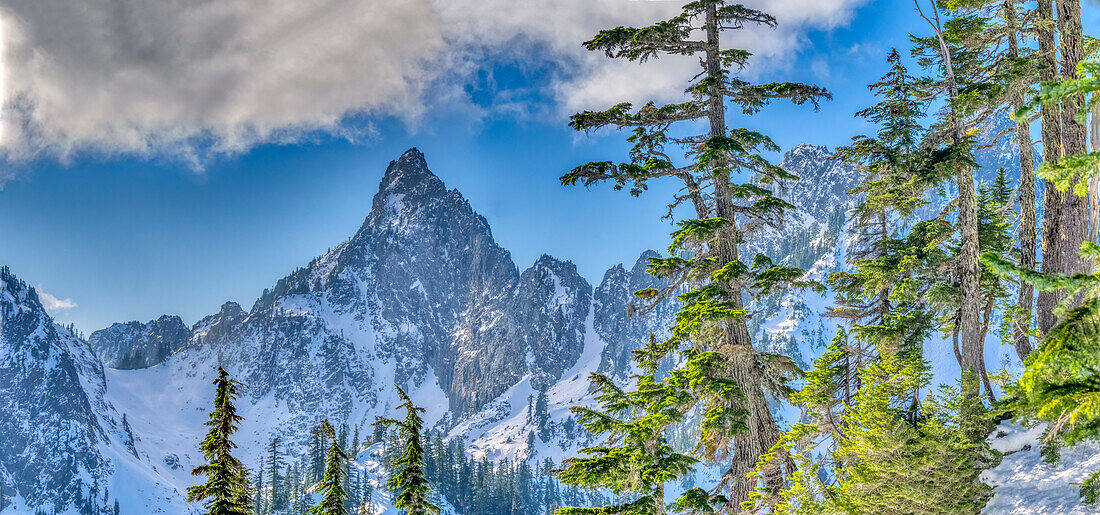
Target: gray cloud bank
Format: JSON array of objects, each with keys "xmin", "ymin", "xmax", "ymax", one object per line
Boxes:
[{"xmin": 0, "ymin": 0, "xmax": 866, "ymax": 172}]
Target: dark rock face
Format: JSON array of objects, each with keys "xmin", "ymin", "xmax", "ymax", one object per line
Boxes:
[
  {"xmin": 512, "ymin": 255, "xmax": 591, "ymax": 390},
  {"xmin": 593, "ymin": 250, "xmax": 679, "ymax": 379},
  {"xmin": 89, "ymin": 314, "xmax": 190, "ymax": 369}
]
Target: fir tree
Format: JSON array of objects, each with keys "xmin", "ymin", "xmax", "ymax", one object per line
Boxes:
[
  {"xmin": 188, "ymin": 366, "xmax": 252, "ymax": 515},
  {"xmin": 931, "ymin": 0, "xmax": 1041, "ymax": 359},
  {"xmin": 834, "ymin": 358, "xmax": 994, "ymax": 513},
  {"xmin": 1008, "ymin": 0, "xmax": 1094, "ymax": 334},
  {"xmin": 267, "ymin": 436, "xmax": 286, "ymax": 511},
  {"xmin": 254, "ymin": 467, "xmax": 264, "ymax": 515},
  {"xmin": 910, "ymin": 0, "xmax": 993, "ymax": 406},
  {"xmin": 561, "ymin": 0, "xmax": 829, "ymax": 506},
  {"xmin": 555, "ymin": 335, "xmax": 698, "ymax": 514},
  {"xmin": 308, "ymin": 419, "xmax": 350, "ymax": 515},
  {"xmin": 374, "ymin": 386, "xmax": 440, "ymax": 515},
  {"xmin": 749, "ymin": 45, "xmax": 999, "ymax": 514}
]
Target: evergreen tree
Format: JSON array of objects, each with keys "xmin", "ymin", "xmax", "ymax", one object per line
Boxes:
[
  {"xmin": 1007, "ymin": 0, "xmax": 1095, "ymax": 334},
  {"xmin": 834, "ymin": 358, "xmax": 994, "ymax": 513},
  {"xmin": 749, "ymin": 45, "xmax": 999, "ymax": 513},
  {"xmin": 555, "ymin": 335, "xmax": 698, "ymax": 514},
  {"xmin": 188, "ymin": 366, "xmax": 252, "ymax": 515},
  {"xmin": 561, "ymin": 0, "xmax": 829, "ymax": 506},
  {"xmin": 254, "ymin": 467, "xmax": 264, "ymax": 515},
  {"xmin": 375, "ymin": 386, "xmax": 441, "ymax": 515},
  {"xmin": 311, "ymin": 429, "xmax": 329, "ymax": 483},
  {"xmin": 267, "ymin": 436, "xmax": 286, "ymax": 511},
  {"xmin": 933, "ymin": 0, "xmax": 1041, "ymax": 359},
  {"xmin": 308, "ymin": 419, "xmax": 350, "ymax": 515}
]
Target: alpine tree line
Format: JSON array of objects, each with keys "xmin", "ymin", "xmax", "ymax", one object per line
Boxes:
[
  {"xmin": 172, "ymin": 1, "xmax": 1100, "ymax": 514},
  {"xmin": 185, "ymin": 372, "xmax": 595, "ymax": 515}
]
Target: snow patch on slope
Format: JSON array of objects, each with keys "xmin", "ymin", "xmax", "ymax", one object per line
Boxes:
[{"xmin": 984, "ymin": 422, "xmax": 1100, "ymax": 514}]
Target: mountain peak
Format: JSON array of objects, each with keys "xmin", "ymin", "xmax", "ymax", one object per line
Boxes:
[
  {"xmin": 378, "ymin": 147, "xmax": 445, "ymax": 195},
  {"xmin": 218, "ymin": 301, "xmax": 245, "ymax": 318},
  {"xmin": 783, "ymin": 143, "xmax": 831, "ymax": 161}
]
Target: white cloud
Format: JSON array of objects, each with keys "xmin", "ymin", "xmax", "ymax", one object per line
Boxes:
[
  {"xmin": 36, "ymin": 285, "xmax": 77, "ymax": 311},
  {"xmin": 0, "ymin": 0, "xmax": 867, "ymax": 170}
]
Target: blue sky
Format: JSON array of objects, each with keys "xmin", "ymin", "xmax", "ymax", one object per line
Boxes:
[{"xmin": 1, "ymin": 1, "xmax": 1098, "ymax": 333}]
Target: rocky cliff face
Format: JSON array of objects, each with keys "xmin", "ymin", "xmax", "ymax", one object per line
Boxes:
[
  {"xmin": 592, "ymin": 250, "xmax": 680, "ymax": 379},
  {"xmin": 89, "ymin": 315, "xmax": 190, "ymax": 369}
]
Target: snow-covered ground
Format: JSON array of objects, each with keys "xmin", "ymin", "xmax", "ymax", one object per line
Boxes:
[{"xmin": 984, "ymin": 422, "xmax": 1100, "ymax": 514}]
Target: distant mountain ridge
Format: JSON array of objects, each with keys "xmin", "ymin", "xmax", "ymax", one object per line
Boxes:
[{"xmin": 89, "ymin": 315, "xmax": 190, "ymax": 369}]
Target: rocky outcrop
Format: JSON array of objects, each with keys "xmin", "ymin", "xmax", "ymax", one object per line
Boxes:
[{"xmin": 89, "ymin": 315, "xmax": 190, "ymax": 369}]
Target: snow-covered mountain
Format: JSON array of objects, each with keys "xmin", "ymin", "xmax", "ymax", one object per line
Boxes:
[{"xmin": 0, "ymin": 142, "xmax": 1077, "ymax": 513}]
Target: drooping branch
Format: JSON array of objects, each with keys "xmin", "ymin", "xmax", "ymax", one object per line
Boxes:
[
  {"xmin": 584, "ymin": 18, "xmax": 706, "ymax": 61},
  {"xmin": 721, "ymin": 80, "xmax": 833, "ymax": 114},
  {"xmin": 569, "ymin": 101, "xmax": 707, "ymax": 131}
]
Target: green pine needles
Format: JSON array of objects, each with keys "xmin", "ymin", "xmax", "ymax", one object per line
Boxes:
[
  {"xmin": 188, "ymin": 366, "xmax": 253, "ymax": 515},
  {"xmin": 986, "ymin": 242, "xmax": 1100, "ymax": 503},
  {"xmin": 375, "ymin": 386, "xmax": 441, "ymax": 515},
  {"xmin": 308, "ymin": 419, "xmax": 349, "ymax": 515},
  {"xmin": 554, "ymin": 335, "xmax": 701, "ymax": 515}
]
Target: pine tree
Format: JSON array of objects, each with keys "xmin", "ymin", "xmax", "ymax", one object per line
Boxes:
[
  {"xmin": 188, "ymin": 366, "xmax": 252, "ymax": 515},
  {"xmin": 829, "ymin": 47, "xmax": 934, "ymax": 370},
  {"xmin": 911, "ymin": 0, "xmax": 1043, "ymax": 359},
  {"xmin": 1006, "ymin": 0, "xmax": 1096, "ymax": 334},
  {"xmin": 267, "ymin": 436, "xmax": 286, "ymax": 511},
  {"xmin": 374, "ymin": 386, "xmax": 440, "ymax": 515},
  {"xmin": 308, "ymin": 419, "xmax": 350, "ymax": 515},
  {"xmin": 748, "ymin": 45, "xmax": 1000, "ymax": 513},
  {"xmin": 555, "ymin": 335, "xmax": 698, "ymax": 514},
  {"xmin": 254, "ymin": 467, "xmax": 264, "ymax": 515},
  {"xmin": 833, "ymin": 357, "xmax": 994, "ymax": 513},
  {"xmin": 561, "ymin": 0, "xmax": 829, "ymax": 507}
]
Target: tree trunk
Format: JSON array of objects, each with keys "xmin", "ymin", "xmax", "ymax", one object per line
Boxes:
[
  {"xmin": 701, "ymin": 5, "xmax": 788, "ymax": 510},
  {"xmin": 1006, "ymin": 0, "xmax": 1036, "ymax": 360},
  {"xmin": 1037, "ymin": 0, "xmax": 1064, "ymax": 334},
  {"xmin": 1057, "ymin": 0, "xmax": 1090, "ymax": 279},
  {"xmin": 920, "ymin": 1, "xmax": 986, "ymax": 404}
]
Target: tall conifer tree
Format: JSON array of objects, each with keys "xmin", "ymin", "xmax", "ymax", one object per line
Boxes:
[
  {"xmin": 561, "ymin": 1, "xmax": 828, "ymax": 506},
  {"xmin": 555, "ymin": 335, "xmax": 698, "ymax": 514},
  {"xmin": 374, "ymin": 386, "xmax": 440, "ymax": 515},
  {"xmin": 910, "ymin": 0, "xmax": 992, "ymax": 405},
  {"xmin": 987, "ymin": 244, "xmax": 1100, "ymax": 502},
  {"xmin": 308, "ymin": 419, "xmax": 349, "ymax": 515},
  {"xmin": 188, "ymin": 367, "xmax": 252, "ymax": 515}
]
